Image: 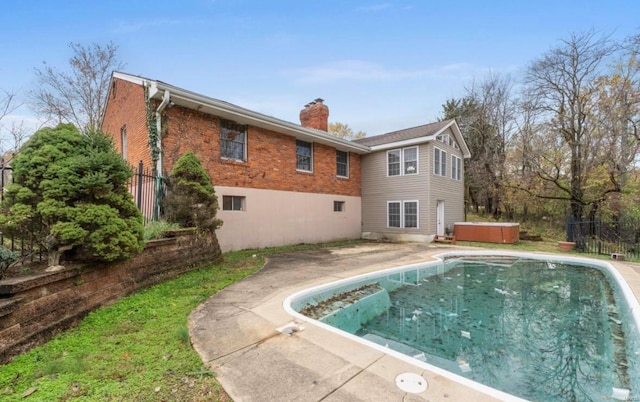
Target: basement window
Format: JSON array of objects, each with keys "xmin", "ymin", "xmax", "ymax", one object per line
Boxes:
[{"xmin": 222, "ymin": 196, "xmax": 245, "ymax": 211}]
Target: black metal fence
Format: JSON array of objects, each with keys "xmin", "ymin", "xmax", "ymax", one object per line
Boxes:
[
  {"xmin": 0, "ymin": 162, "xmax": 164, "ymax": 261},
  {"xmin": 129, "ymin": 161, "xmax": 165, "ymax": 224},
  {"xmin": 567, "ymin": 215, "xmax": 640, "ymax": 260}
]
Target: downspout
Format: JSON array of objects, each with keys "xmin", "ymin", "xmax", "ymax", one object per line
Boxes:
[
  {"xmin": 154, "ymin": 89, "xmax": 170, "ymax": 221},
  {"xmin": 155, "ymin": 89, "xmax": 171, "ymax": 176}
]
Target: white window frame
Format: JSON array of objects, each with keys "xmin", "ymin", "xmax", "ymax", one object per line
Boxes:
[
  {"xmin": 452, "ymin": 155, "xmax": 462, "ymax": 181},
  {"xmin": 403, "ymin": 147, "xmax": 418, "ymax": 175},
  {"xmin": 388, "ymin": 147, "xmax": 418, "ymax": 176},
  {"xmin": 296, "ymin": 140, "xmax": 313, "ymax": 172},
  {"xmin": 334, "ymin": 200, "xmax": 345, "ymax": 212},
  {"xmin": 222, "ymin": 195, "xmax": 245, "ymax": 211},
  {"xmin": 220, "ymin": 120, "xmax": 247, "ymax": 161},
  {"xmin": 387, "ymin": 201, "xmax": 401, "ymax": 228},
  {"xmin": 387, "ymin": 149, "xmax": 401, "ymax": 176},
  {"xmin": 434, "ymin": 147, "xmax": 447, "ymax": 177},
  {"xmin": 387, "ymin": 200, "xmax": 419, "ymax": 229},
  {"xmin": 403, "ymin": 200, "xmax": 419, "ymax": 228},
  {"xmin": 336, "ymin": 150, "xmax": 349, "ymax": 178}
]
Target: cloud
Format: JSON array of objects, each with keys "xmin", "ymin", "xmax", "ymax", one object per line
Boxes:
[{"xmin": 288, "ymin": 60, "xmax": 478, "ymax": 85}]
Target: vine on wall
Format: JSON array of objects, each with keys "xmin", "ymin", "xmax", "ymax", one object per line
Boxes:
[{"xmin": 144, "ymin": 83, "xmax": 160, "ymax": 175}]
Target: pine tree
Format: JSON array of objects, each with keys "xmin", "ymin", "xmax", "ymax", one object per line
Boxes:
[
  {"xmin": 163, "ymin": 152, "xmax": 222, "ymax": 233},
  {"xmin": 0, "ymin": 124, "xmax": 144, "ymax": 267}
]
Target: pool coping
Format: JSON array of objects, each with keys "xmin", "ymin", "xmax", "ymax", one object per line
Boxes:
[{"xmin": 188, "ymin": 243, "xmax": 640, "ymax": 401}]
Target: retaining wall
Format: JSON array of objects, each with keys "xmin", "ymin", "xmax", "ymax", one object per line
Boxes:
[{"xmin": 0, "ymin": 230, "xmax": 222, "ymax": 363}]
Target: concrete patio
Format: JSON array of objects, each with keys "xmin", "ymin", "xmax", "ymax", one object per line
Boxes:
[{"xmin": 188, "ymin": 242, "xmax": 640, "ymax": 402}]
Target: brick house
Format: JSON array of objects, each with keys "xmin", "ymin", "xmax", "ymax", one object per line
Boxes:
[
  {"xmin": 101, "ymin": 72, "xmax": 369, "ymax": 251},
  {"xmin": 101, "ymin": 72, "xmax": 470, "ymax": 251}
]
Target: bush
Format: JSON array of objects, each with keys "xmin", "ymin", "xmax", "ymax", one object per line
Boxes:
[
  {"xmin": 163, "ymin": 152, "xmax": 222, "ymax": 233},
  {"xmin": 144, "ymin": 221, "xmax": 182, "ymax": 241},
  {"xmin": 0, "ymin": 124, "xmax": 144, "ymax": 266},
  {"xmin": 0, "ymin": 247, "xmax": 18, "ymax": 279}
]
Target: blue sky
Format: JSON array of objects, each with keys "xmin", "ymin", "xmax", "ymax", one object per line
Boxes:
[{"xmin": 1, "ymin": 0, "xmax": 638, "ymax": 138}]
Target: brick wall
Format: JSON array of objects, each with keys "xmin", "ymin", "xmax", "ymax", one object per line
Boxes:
[
  {"xmin": 0, "ymin": 230, "xmax": 222, "ymax": 364},
  {"xmin": 162, "ymin": 106, "xmax": 361, "ymax": 197},
  {"xmin": 101, "ymin": 79, "xmax": 152, "ymax": 169},
  {"xmin": 101, "ymin": 78, "xmax": 361, "ymax": 197}
]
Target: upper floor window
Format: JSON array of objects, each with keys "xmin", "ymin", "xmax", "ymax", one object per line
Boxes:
[
  {"xmin": 336, "ymin": 150, "xmax": 349, "ymax": 177},
  {"xmin": 388, "ymin": 150, "xmax": 401, "ymax": 176},
  {"xmin": 388, "ymin": 147, "xmax": 418, "ymax": 176},
  {"xmin": 220, "ymin": 120, "xmax": 247, "ymax": 161},
  {"xmin": 434, "ymin": 147, "xmax": 447, "ymax": 176},
  {"xmin": 403, "ymin": 147, "xmax": 417, "ymax": 174},
  {"xmin": 452, "ymin": 155, "xmax": 462, "ymax": 181},
  {"xmin": 120, "ymin": 125, "xmax": 127, "ymax": 159},
  {"xmin": 296, "ymin": 140, "xmax": 313, "ymax": 172},
  {"xmin": 436, "ymin": 133, "xmax": 459, "ymax": 150}
]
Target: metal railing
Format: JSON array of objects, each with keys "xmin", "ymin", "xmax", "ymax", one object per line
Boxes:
[
  {"xmin": 129, "ymin": 161, "xmax": 165, "ymax": 224},
  {"xmin": 567, "ymin": 215, "xmax": 640, "ymax": 260}
]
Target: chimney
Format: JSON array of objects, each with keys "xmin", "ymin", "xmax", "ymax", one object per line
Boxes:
[{"xmin": 299, "ymin": 98, "xmax": 329, "ymax": 131}]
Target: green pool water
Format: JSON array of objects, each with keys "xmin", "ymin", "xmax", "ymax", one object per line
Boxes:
[{"xmin": 292, "ymin": 254, "xmax": 640, "ymax": 401}]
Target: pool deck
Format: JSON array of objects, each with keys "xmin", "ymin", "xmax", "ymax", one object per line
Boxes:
[{"xmin": 188, "ymin": 243, "xmax": 640, "ymax": 402}]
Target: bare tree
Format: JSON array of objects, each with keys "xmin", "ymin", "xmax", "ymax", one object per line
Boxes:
[
  {"xmin": 442, "ymin": 73, "xmax": 516, "ymax": 218},
  {"xmin": 30, "ymin": 42, "xmax": 124, "ymax": 133},
  {"xmin": 0, "ymin": 89, "xmax": 25, "ymax": 158},
  {"xmin": 524, "ymin": 30, "xmax": 619, "ymax": 220},
  {"xmin": 0, "ymin": 89, "xmax": 20, "ymax": 123}
]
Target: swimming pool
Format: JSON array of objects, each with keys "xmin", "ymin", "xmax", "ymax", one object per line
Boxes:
[{"xmin": 284, "ymin": 251, "xmax": 640, "ymax": 401}]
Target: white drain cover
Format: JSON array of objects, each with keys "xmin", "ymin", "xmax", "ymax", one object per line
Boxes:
[{"xmin": 395, "ymin": 372, "xmax": 428, "ymax": 393}]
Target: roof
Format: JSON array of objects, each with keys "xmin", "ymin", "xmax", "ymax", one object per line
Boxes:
[
  {"xmin": 108, "ymin": 72, "xmax": 371, "ymax": 154},
  {"xmin": 354, "ymin": 119, "xmax": 471, "ymax": 158}
]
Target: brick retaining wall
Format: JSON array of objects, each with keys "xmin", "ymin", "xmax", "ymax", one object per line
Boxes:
[{"xmin": 0, "ymin": 230, "xmax": 222, "ymax": 364}]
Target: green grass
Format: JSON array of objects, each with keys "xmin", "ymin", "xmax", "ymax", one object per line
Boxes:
[{"xmin": 0, "ymin": 240, "xmax": 366, "ymax": 401}]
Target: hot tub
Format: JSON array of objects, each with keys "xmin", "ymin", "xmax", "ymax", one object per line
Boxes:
[{"xmin": 454, "ymin": 222, "xmax": 519, "ymax": 244}]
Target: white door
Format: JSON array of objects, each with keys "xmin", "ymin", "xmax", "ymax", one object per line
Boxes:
[{"xmin": 436, "ymin": 200, "xmax": 445, "ymax": 235}]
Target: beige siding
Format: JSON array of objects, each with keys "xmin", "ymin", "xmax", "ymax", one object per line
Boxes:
[
  {"xmin": 216, "ymin": 186, "xmax": 361, "ymax": 252},
  {"xmin": 361, "ymin": 128, "xmax": 465, "ymax": 240},
  {"xmin": 429, "ymin": 128, "xmax": 466, "ymax": 233}
]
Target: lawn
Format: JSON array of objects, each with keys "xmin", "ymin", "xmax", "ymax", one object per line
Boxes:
[{"xmin": 0, "ymin": 240, "xmax": 364, "ymax": 401}]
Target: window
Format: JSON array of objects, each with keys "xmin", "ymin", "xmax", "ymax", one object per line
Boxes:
[
  {"xmin": 388, "ymin": 201, "xmax": 419, "ymax": 228},
  {"xmin": 404, "ymin": 147, "xmax": 417, "ymax": 175},
  {"xmin": 220, "ymin": 120, "xmax": 247, "ymax": 161},
  {"xmin": 336, "ymin": 150, "xmax": 349, "ymax": 177},
  {"xmin": 222, "ymin": 196, "xmax": 245, "ymax": 211},
  {"xmin": 334, "ymin": 201, "xmax": 345, "ymax": 212},
  {"xmin": 437, "ymin": 133, "xmax": 459, "ymax": 149},
  {"xmin": 120, "ymin": 125, "xmax": 127, "ymax": 159},
  {"xmin": 452, "ymin": 155, "xmax": 462, "ymax": 181},
  {"xmin": 404, "ymin": 201, "xmax": 418, "ymax": 228},
  {"xmin": 296, "ymin": 140, "xmax": 313, "ymax": 171},
  {"xmin": 388, "ymin": 147, "xmax": 418, "ymax": 176},
  {"xmin": 388, "ymin": 202, "xmax": 401, "ymax": 227},
  {"xmin": 387, "ymin": 150, "xmax": 401, "ymax": 176},
  {"xmin": 434, "ymin": 148, "xmax": 447, "ymax": 176}
]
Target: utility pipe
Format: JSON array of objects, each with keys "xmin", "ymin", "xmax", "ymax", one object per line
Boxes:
[{"xmin": 155, "ymin": 89, "xmax": 171, "ymax": 176}]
